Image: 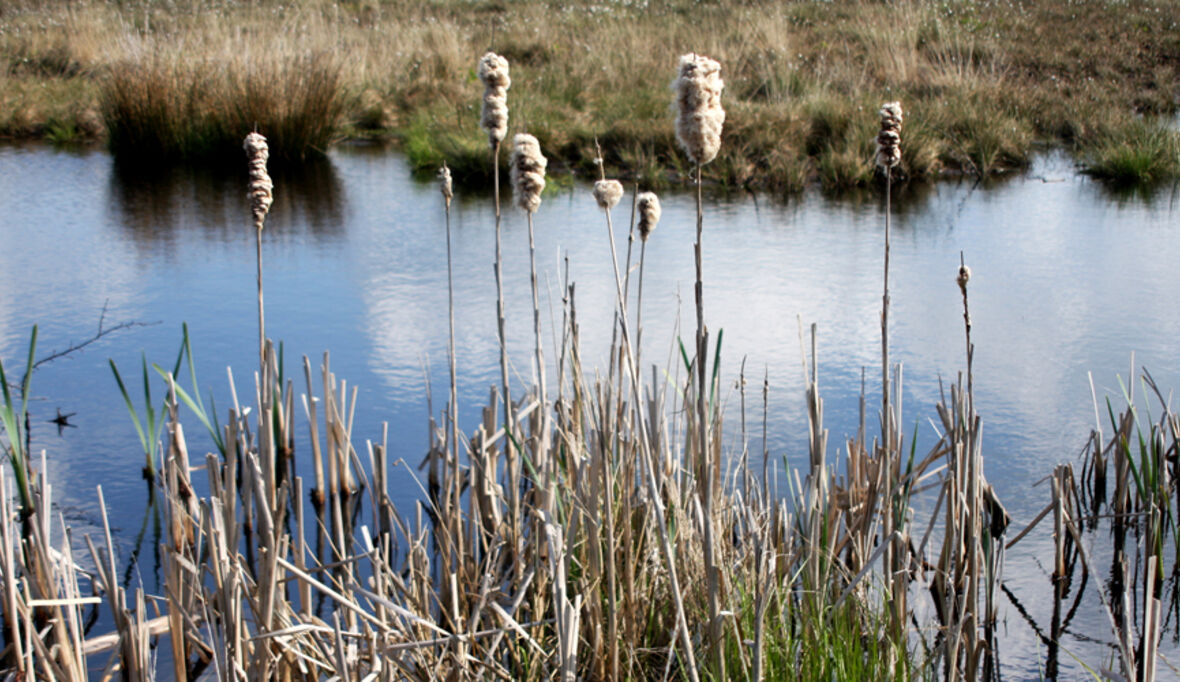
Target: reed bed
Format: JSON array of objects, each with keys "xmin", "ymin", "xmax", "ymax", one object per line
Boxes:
[{"xmin": 0, "ymin": 46, "xmax": 1178, "ymax": 682}]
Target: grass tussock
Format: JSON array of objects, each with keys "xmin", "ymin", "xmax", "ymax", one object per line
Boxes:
[
  {"xmin": 1, "ymin": 0, "xmax": 1178, "ymax": 187},
  {"xmin": 1083, "ymin": 119, "xmax": 1180, "ymax": 186},
  {"xmin": 101, "ymin": 50, "xmax": 346, "ymax": 162}
]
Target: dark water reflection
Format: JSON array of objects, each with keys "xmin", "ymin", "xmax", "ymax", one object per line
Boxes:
[
  {"xmin": 109, "ymin": 153, "xmax": 345, "ymax": 246},
  {"xmin": 1, "ymin": 143, "xmax": 1178, "ymax": 678}
]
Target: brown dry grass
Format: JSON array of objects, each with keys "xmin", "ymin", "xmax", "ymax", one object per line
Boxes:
[{"xmin": 0, "ymin": 0, "xmax": 1176, "ymax": 180}]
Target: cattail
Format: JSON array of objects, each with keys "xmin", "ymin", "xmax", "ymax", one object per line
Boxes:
[
  {"xmin": 244, "ymin": 132, "xmax": 273, "ymax": 229},
  {"xmin": 637, "ymin": 191, "xmax": 661, "ymax": 241},
  {"xmin": 957, "ymin": 263, "xmax": 971, "ymax": 294},
  {"xmin": 439, "ymin": 163, "xmax": 453, "ymax": 208},
  {"xmin": 478, "ymin": 52, "xmax": 510, "ymax": 147},
  {"xmin": 593, "ymin": 179, "xmax": 624, "ymax": 211},
  {"xmin": 876, "ymin": 101, "xmax": 903, "ymax": 169},
  {"xmin": 674, "ymin": 53, "xmax": 725, "ymax": 166},
  {"xmin": 510, "ymin": 133, "xmax": 547, "ymax": 213}
]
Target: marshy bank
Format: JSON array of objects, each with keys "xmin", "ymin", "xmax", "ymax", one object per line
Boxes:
[{"xmin": 1, "ymin": 0, "xmax": 1179, "ymax": 188}]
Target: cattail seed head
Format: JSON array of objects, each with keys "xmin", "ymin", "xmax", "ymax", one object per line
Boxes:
[
  {"xmin": 510, "ymin": 133, "xmax": 547, "ymax": 214},
  {"xmin": 637, "ymin": 191, "xmax": 661, "ymax": 241},
  {"xmin": 593, "ymin": 179, "xmax": 624, "ymax": 211},
  {"xmin": 243, "ymin": 132, "xmax": 273, "ymax": 229},
  {"xmin": 478, "ymin": 52, "xmax": 510, "ymax": 148},
  {"xmin": 876, "ymin": 101, "xmax": 903, "ymax": 169},
  {"xmin": 957, "ymin": 263, "xmax": 971, "ymax": 293},
  {"xmin": 438, "ymin": 163, "xmax": 453, "ymax": 208},
  {"xmin": 674, "ymin": 53, "xmax": 725, "ymax": 166}
]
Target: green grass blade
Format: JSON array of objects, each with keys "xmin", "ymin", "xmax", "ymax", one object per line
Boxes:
[
  {"xmin": 18, "ymin": 325, "xmax": 37, "ymax": 418},
  {"xmin": 110, "ymin": 358, "xmax": 150, "ymax": 455}
]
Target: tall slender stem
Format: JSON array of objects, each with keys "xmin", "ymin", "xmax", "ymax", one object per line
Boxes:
[
  {"xmin": 256, "ymin": 224, "xmax": 266, "ymax": 383},
  {"xmin": 635, "ymin": 240, "xmax": 647, "ymax": 374},
  {"xmin": 492, "ymin": 141, "xmax": 519, "ymax": 540},
  {"xmin": 599, "ymin": 197, "xmax": 628, "ymax": 682},
  {"xmin": 882, "ymin": 174, "xmax": 892, "ymax": 456},
  {"xmin": 694, "ymin": 163, "xmax": 723, "ymax": 679},
  {"xmin": 527, "ymin": 210, "xmax": 548, "ymax": 498},
  {"xmin": 444, "ymin": 190, "xmax": 464, "ymax": 606}
]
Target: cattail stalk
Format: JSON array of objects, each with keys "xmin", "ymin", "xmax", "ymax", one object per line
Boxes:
[
  {"xmin": 635, "ymin": 191, "xmax": 660, "ymax": 371},
  {"xmin": 675, "ymin": 52, "xmax": 725, "ymax": 679},
  {"xmin": 479, "ymin": 52, "xmax": 520, "ymax": 554},
  {"xmin": 244, "ymin": 132, "xmax": 273, "ymax": 379},
  {"xmin": 438, "ymin": 162, "xmax": 465, "ymax": 627},
  {"xmin": 876, "ymin": 101, "xmax": 902, "ymax": 461},
  {"xmin": 874, "ymin": 101, "xmax": 904, "ymax": 641},
  {"xmin": 592, "ymin": 172, "xmax": 625, "ymax": 682},
  {"xmin": 511, "ymin": 133, "xmax": 550, "ymax": 511}
]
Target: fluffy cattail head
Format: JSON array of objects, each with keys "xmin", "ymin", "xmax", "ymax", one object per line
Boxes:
[
  {"xmin": 637, "ymin": 191, "xmax": 661, "ymax": 241},
  {"xmin": 243, "ymin": 132, "xmax": 273, "ymax": 229},
  {"xmin": 957, "ymin": 263, "xmax": 971, "ymax": 294},
  {"xmin": 593, "ymin": 179, "xmax": 624, "ymax": 211},
  {"xmin": 438, "ymin": 163, "xmax": 453, "ymax": 208},
  {"xmin": 478, "ymin": 52, "xmax": 510, "ymax": 147},
  {"xmin": 674, "ymin": 53, "xmax": 725, "ymax": 166},
  {"xmin": 876, "ymin": 101, "xmax": 903, "ymax": 169},
  {"xmin": 510, "ymin": 133, "xmax": 547, "ymax": 214}
]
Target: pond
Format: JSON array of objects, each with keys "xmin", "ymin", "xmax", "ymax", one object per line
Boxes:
[{"xmin": 1, "ymin": 142, "xmax": 1178, "ymax": 677}]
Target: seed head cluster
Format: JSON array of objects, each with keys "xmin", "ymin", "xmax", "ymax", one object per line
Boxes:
[
  {"xmin": 438, "ymin": 163, "xmax": 453, "ymax": 208},
  {"xmin": 478, "ymin": 52, "xmax": 510, "ymax": 148},
  {"xmin": 592, "ymin": 179, "xmax": 624, "ymax": 211},
  {"xmin": 510, "ymin": 133, "xmax": 547, "ymax": 214},
  {"xmin": 243, "ymin": 132, "xmax": 273, "ymax": 229},
  {"xmin": 637, "ymin": 191, "xmax": 661, "ymax": 242},
  {"xmin": 876, "ymin": 101, "xmax": 903, "ymax": 169},
  {"xmin": 674, "ymin": 53, "xmax": 725, "ymax": 166},
  {"xmin": 957, "ymin": 263, "xmax": 972, "ymax": 294}
]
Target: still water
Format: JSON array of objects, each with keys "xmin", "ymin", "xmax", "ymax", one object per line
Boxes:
[{"xmin": 1, "ymin": 142, "xmax": 1178, "ymax": 677}]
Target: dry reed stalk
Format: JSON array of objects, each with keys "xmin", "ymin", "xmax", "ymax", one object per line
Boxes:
[
  {"xmin": 634, "ymin": 191, "xmax": 660, "ymax": 372},
  {"xmin": 244, "ymin": 132, "xmax": 273, "ymax": 376},
  {"xmin": 675, "ymin": 51, "xmax": 726, "ymax": 678},
  {"xmin": 438, "ymin": 161, "xmax": 467, "ymax": 648},
  {"xmin": 591, "ymin": 170, "xmax": 629, "ymax": 682},
  {"xmin": 873, "ymin": 100, "xmax": 908, "ymax": 646},
  {"xmin": 511, "ymin": 132, "xmax": 553, "ymax": 628},
  {"xmin": 480, "ymin": 53, "xmax": 520, "ymax": 582}
]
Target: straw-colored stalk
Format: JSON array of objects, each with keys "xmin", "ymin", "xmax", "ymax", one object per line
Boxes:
[
  {"xmin": 479, "ymin": 52, "xmax": 520, "ymax": 566},
  {"xmin": 675, "ymin": 51, "xmax": 726, "ymax": 677},
  {"xmin": 873, "ymin": 101, "xmax": 905, "ymax": 640},
  {"xmin": 244, "ymin": 131, "xmax": 273, "ymax": 378},
  {"xmin": 635, "ymin": 191, "xmax": 660, "ymax": 367},
  {"xmin": 592, "ymin": 175, "xmax": 625, "ymax": 680},
  {"xmin": 438, "ymin": 162, "xmax": 465, "ymax": 620}
]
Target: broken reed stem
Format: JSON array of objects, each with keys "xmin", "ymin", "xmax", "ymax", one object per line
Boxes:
[{"xmin": 958, "ymin": 253, "xmax": 973, "ymax": 408}]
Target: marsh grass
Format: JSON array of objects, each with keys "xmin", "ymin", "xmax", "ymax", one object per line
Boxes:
[
  {"xmin": 2, "ymin": 0, "xmax": 1178, "ymax": 186},
  {"xmin": 101, "ymin": 51, "xmax": 346, "ymax": 162},
  {"xmin": 1083, "ymin": 120, "xmax": 1180, "ymax": 186}
]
